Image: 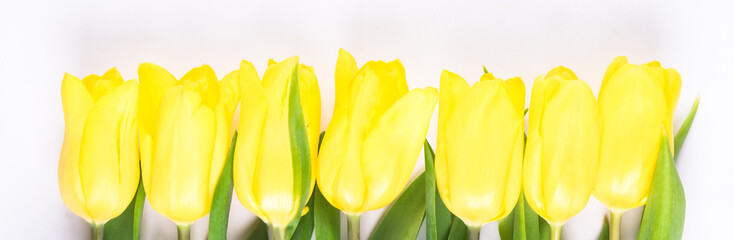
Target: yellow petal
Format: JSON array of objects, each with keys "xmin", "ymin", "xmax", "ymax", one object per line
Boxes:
[
  {"xmin": 78, "ymin": 80, "xmax": 139, "ymax": 222},
  {"xmin": 209, "ymin": 70, "xmax": 240, "ymax": 205},
  {"xmin": 179, "ymin": 64, "xmax": 220, "ymax": 110},
  {"xmin": 545, "ymin": 66, "xmax": 578, "ymax": 80},
  {"xmin": 137, "ymin": 63, "xmax": 177, "ymax": 195},
  {"xmin": 233, "ymin": 60, "xmax": 269, "ymax": 220},
  {"xmin": 600, "ymin": 56, "xmax": 628, "ymax": 94},
  {"xmin": 504, "ymin": 77, "xmax": 526, "ymax": 116},
  {"xmin": 360, "ymin": 87, "xmax": 438, "ymax": 212},
  {"xmin": 334, "ymin": 49, "xmax": 358, "ymax": 117},
  {"xmin": 148, "ymin": 87, "xmax": 216, "ymax": 224},
  {"xmin": 435, "ymin": 70, "xmax": 470, "ymax": 211},
  {"xmin": 58, "ymin": 73, "xmax": 95, "ymax": 222},
  {"xmin": 82, "ymin": 68, "xmax": 124, "ymax": 101}
]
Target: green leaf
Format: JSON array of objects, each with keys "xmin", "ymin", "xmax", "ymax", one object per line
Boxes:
[
  {"xmin": 446, "ymin": 218, "xmax": 468, "ymax": 240},
  {"xmin": 538, "ymin": 216, "xmax": 550, "ymax": 240},
  {"xmin": 209, "ymin": 132, "xmax": 238, "ymax": 240},
  {"xmin": 598, "ymin": 216, "xmax": 609, "ymax": 240},
  {"xmin": 103, "ymin": 172, "xmax": 145, "ymax": 240},
  {"xmin": 314, "ymin": 131, "xmax": 340, "ymax": 240},
  {"xmin": 498, "ymin": 207, "xmax": 515, "ymax": 240},
  {"xmin": 314, "ymin": 184, "xmax": 340, "ymax": 240},
  {"xmin": 369, "ymin": 173, "xmax": 427, "ymax": 240},
  {"xmin": 424, "ymin": 141, "xmax": 452, "ymax": 240},
  {"xmin": 674, "ymin": 96, "xmax": 700, "ymax": 161},
  {"xmin": 240, "ymin": 219, "xmax": 268, "ymax": 240},
  {"xmin": 290, "ymin": 192, "xmax": 315, "ymax": 240},
  {"xmin": 483, "ymin": 66, "xmax": 489, "ymax": 74},
  {"xmin": 511, "ymin": 193, "xmax": 540, "ymax": 240},
  {"xmin": 285, "ymin": 61, "xmax": 313, "ymax": 238},
  {"xmin": 637, "ymin": 133, "xmax": 686, "ymax": 240}
]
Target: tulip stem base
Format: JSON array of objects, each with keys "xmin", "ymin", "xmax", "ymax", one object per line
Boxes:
[
  {"xmin": 347, "ymin": 214, "xmax": 361, "ymax": 240},
  {"xmin": 268, "ymin": 224, "xmax": 287, "ymax": 240},
  {"xmin": 177, "ymin": 224, "xmax": 191, "ymax": 240},
  {"xmin": 610, "ymin": 209, "xmax": 624, "ymax": 240},
  {"xmin": 550, "ymin": 223, "xmax": 563, "ymax": 240},
  {"xmin": 468, "ymin": 225, "xmax": 481, "ymax": 240},
  {"xmin": 91, "ymin": 222, "xmax": 104, "ymax": 240}
]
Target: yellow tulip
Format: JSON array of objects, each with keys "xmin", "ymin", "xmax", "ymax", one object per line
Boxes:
[
  {"xmin": 58, "ymin": 68, "xmax": 139, "ymax": 227},
  {"xmin": 138, "ymin": 63, "xmax": 239, "ymax": 227},
  {"xmin": 593, "ymin": 56, "xmax": 681, "ymax": 210},
  {"xmin": 593, "ymin": 57, "xmax": 680, "ymax": 240},
  {"xmin": 233, "ymin": 57, "xmax": 321, "ymax": 233},
  {"xmin": 435, "ymin": 70, "xmax": 525, "ymax": 229},
  {"xmin": 523, "ymin": 66, "xmax": 601, "ymax": 239},
  {"xmin": 317, "ymin": 49, "xmax": 438, "ymax": 216}
]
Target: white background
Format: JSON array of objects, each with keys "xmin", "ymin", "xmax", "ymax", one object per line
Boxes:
[{"xmin": 1, "ymin": 0, "xmax": 733, "ymax": 239}]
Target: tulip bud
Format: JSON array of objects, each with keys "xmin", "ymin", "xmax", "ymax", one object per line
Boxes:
[
  {"xmin": 138, "ymin": 63, "xmax": 239, "ymax": 224},
  {"xmin": 593, "ymin": 57, "xmax": 681, "ymax": 211},
  {"xmin": 233, "ymin": 56, "xmax": 321, "ymax": 228},
  {"xmin": 523, "ymin": 66, "xmax": 601, "ymax": 225},
  {"xmin": 435, "ymin": 70, "xmax": 525, "ymax": 227},
  {"xmin": 317, "ymin": 49, "xmax": 438, "ymax": 215},
  {"xmin": 58, "ymin": 68, "xmax": 139, "ymax": 224}
]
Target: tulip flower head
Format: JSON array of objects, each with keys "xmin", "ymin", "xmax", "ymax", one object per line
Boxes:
[
  {"xmin": 138, "ymin": 63, "xmax": 239, "ymax": 225},
  {"xmin": 58, "ymin": 68, "xmax": 139, "ymax": 224},
  {"xmin": 317, "ymin": 49, "xmax": 438, "ymax": 215},
  {"xmin": 435, "ymin": 70, "xmax": 525, "ymax": 227},
  {"xmin": 233, "ymin": 56, "xmax": 321, "ymax": 228},
  {"xmin": 593, "ymin": 57, "xmax": 681, "ymax": 212},
  {"xmin": 523, "ymin": 66, "xmax": 601, "ymax": 225}
]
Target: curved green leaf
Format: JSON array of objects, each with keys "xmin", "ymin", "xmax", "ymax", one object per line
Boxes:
[
  {"xmin": 369, "ymin": 173, "xmax": 427, "ymax": 240},
  {"xmin": 446, "ymin": 218, "xmax": 467, "ymax": 240},
  {"xmin": 209, "ymin": 132, "xmax": 238, "ymax": 240},
  {"xmin": 290, "ymin": 192, "xmax": 315, "ymax": 240},
  {"xmin": 498, "ymin": 207, "xmax": 515, "ymax": 240},
  {"xmin": 598, "ymin": 216, "xmax": 609, "ymax": 240},
  {"xmin": 424, "ymin": 141, "xmax": 452, "ymax": 240},
  {"xmin": 285, "ymin": 61, "xmax": 312, "ymax": 238},
  {"xmin": 638, "ymin": 134, "xmax": 685, "ymax": 240},
  {"xmin": 512, "ymin": 193, "xmax": 540, "ymax": 240},
  {"xmin": 103, "ymin": 171, "xmax": 145, "ymax": 240},
  {"xmin": 241, "ymin": 219, "xmax": 268, "ymax": 240},
  {"xmin": 674, "ymin": 96, "xmax": 700, "ymax": 161}
]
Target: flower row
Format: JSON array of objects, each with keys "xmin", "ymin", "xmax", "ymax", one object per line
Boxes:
[{"xmin": 59, "ymin": 49, "xmax": 689, "ymax": 240}]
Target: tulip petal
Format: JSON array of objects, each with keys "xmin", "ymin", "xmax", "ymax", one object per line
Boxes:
[
  {"xmin": 233, "ymin": 60, "xmax": 269, "ymax": 220},
  {"xmin": 209, "ymin": 70, "xmax": 240, "ymax": 204},
  {"xmin": 600, "ymin": 56, "xmax": 628, "ymax": 94},
  {"xmin": 79, "ymin": 80, "xmax": 139, "ymax": 222},
  {"xmin": 334, "ymin": 49, "xmax": 358, "ymax": 117},
  {"xmin": 82, "ymin": 68, "xmax": 125, "ymax": 101},
  {"xmin": 59, "ymin": 73, "xmax": 95, "ymax": 222},
  {"xmin": 504, "ymin": 77, "xmax": 526, "ymax": 117},
  {"xmin": 179, "ymin": 64, "xmax": 221, "ymax": 110},
  {"xmin": 149, "ymin": 87, "xmax": 216, "ymax": 224},
  {"xmin": 436, "ymin": 70, "xmax": 470, "ymax": 210},
  {"xmin": 360, "ymin": 87, "xmax": 438, "ymax": 212}
]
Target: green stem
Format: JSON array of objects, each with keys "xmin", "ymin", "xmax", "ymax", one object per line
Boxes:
[
  {"xmin": 347, "ymin": 214, "xmax": 361, "ymax": 240},
  {"xmin": 177, "ymin": 224, "xmax": 191, "ymax": 240},
  {"xmin": 467, "ymin": 225, "xmax": 481, "ymax": 240},
  {"xmin": 268, "ymin": 224, "xmax": 287, "ymax": 240},
  {"xmin": 609, "ymin": 209, "xmax": 624, "ymax": 240},
  {"xmin": 550, "ymin": 223, "xmax": 563, "ymax": 240},
  {"xmin": 91, "ymin": 222, "xmax": 104, "ymax": 240}
]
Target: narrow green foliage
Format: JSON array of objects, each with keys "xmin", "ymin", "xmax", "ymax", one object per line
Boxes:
[
  {"xmin": 209, "ymin": 132, "xmax": 238, "ymax": 240},
  {"xmin": 638, "ymin": 134, "xmax": 686, "ymax": 240},
  {"xmin": 103, "ymin": 172, "xmax": 145, "ymax": 240},
  {"xmin": 369, "ymin": 173, "xmax": 427, "ymax": 240},
  {"xmin": 285, "ymin": 62, "xmax": 312, "ymax": 238},
  {"xmin": 674, "ymin": 96, "xmax": 700, "ymax": 161},
  {"xmin": 424, "ymin": 141, "xmax": 453, "ymax": 240}
]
